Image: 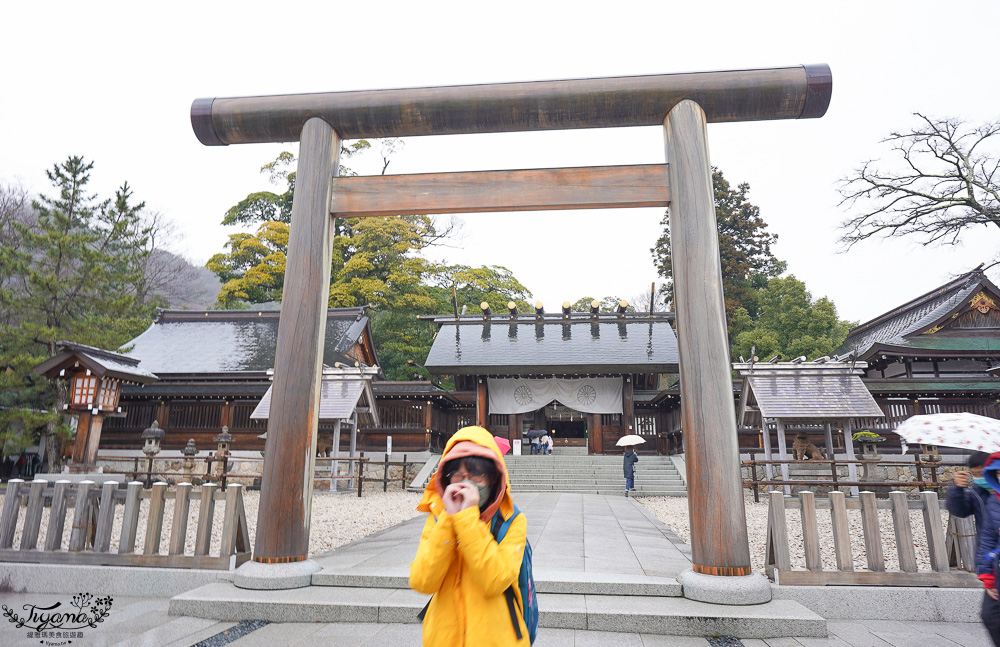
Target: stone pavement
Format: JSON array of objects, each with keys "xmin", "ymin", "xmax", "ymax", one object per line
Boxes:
[
  {"xmin": 0, "ymin": 492, "xmax": 992, "ymax": 645},
  {"xmin": 309, "ymin": 491, "xmax": 693, "ymax": 581},
  {"xmin": 0, "ymin": 596, "xmax": 991, "ymax": 647}
]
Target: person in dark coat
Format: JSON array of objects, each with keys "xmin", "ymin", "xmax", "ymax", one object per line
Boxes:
[
  {"xmin": 973, "ymin": 451, "xmax": 1000, "ymax": 645},
  {"xmin": 948, "ymin": 451, "xmax": 991, "ymax": 552},
  {"xmin": 623, "ymin": 447, "xmax": 638, "ymax": 495}
]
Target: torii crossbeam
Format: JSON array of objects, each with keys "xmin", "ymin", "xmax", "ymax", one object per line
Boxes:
[{"xmin": 191, "ymin": 64, "xmax": 832, "ymax": 597}]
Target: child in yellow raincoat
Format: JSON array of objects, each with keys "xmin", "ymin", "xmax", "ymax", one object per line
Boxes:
[{"xmin": 410, "ymin": 426, "xmax": 530, "ymax": 646}]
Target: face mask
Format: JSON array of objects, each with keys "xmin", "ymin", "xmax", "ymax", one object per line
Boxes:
[
  {"xmin": 974, "ymin": 477, "xmax": 989, "ymax": 489},
  {"xmin": 477, "ymin": 482, "xmax": 492, "ymax": 509}
]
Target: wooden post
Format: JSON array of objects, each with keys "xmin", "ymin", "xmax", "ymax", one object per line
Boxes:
[
  {"xmin": 664, "ymin": 99, "xmax": 751, "ymax": 577},
  {"xmin": 476, "ymin": 378, "xmax": 488, "ymax": 428},
  {"xmin": 922, "ymin": 491, "xmax": 950, "ymax": 572},
  {"xmin": 20, "ymin": 479, "xmax": 47, "ymax": 550},
  {"xmin": 591, "ymin": 413, "xmax": 604, "ymax": 454},
  {"xmin": 169, "ymin": 482, "xmax": 193, "ymax": 555},
  {"xmin": 829, "ymin": 490, "xmax": 854, "ymax": 572},
  {"xmin": 775, "ymin": 419, "xmax": 791, "ymax": 495},
  {"xmin": 45, "ymin": 480, "xmax": 70, "ymax": 551},
  {"xmin": 331, "ymin": 419, "xmax": 342, "ymax": 491},
  {"xmin": 195, "ymin": 483, "xmax": 218, "ymax": 556},
  {"xmin": 764, "ymin": 491, "xmax": 790, "ymax": 575},
  {"xmin": 841, "ymin": 419, "xmax": 859, "ymax": 497},
  {"xmin": 859, "ymin": 491, "xmax": 884, "ymax": 572},
  {"xmin": 348, "ymin": 412, "xmax": 359, "ymax": 489},
  {"xmin": 799, "ymin": 491, "xmax": 821, "ymax": 572},
  {"xmin": 144, "ymin": 481, "xmax": 167, "ymax": 555},
  {"xmin": 508, "ymin": 413, "xmax": 521, "ymax": 445},
  {"xmin": 118, "ymin": 481, "xmax": 143, "ymax": 554},
  {"xmin": 761, "ymin": 421, "xmax": 775, "ymax": 484},
  {"xmin": 254, "ymin": 117, "xmax": 341, "ymax": 564},
  {"xmin": 623, "ymin": 376, "xmax": 635, "ymax": 435},
  {"xmin": 68, "ymin": 481, "xmax": 94, "ymax": 551},
  {"xmin": 82, "ymin": 415, "xmax": 104, "ymax": 466},
  {"xmin": 93, "ymin": 481, "xmax": 118, "ymax": 552},
  {"xmin": 890, "ymin": 490, "xmax": 917, "ymax": 573}
]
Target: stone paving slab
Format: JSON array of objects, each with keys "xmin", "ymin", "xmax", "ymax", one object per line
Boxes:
[
  {"xmin": 0, "ymin": 592, "xmax": 988, "ymax": 646},
  {"xmin": 313, "ymin": 566, "xmax": 683, "ymax": 596},
  {"xmin": 311, "ymin": 492, "xmax": 694, "ymax": 581}
]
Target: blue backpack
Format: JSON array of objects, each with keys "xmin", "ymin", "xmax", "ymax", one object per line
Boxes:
[
  {"xmin": 417, "ymin": 505, "xmax": 539, "ymax": 644},
  {"xmin": 491, "ymin": 505, "xmax": 539, "ymax": 644}
]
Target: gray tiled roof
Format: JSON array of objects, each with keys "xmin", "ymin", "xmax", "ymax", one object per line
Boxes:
[
  {"xmin": 252, "ymin": 379, "xmax": 369, "ymax": 421},
  {"xmin": 124, "ymin": 308, "xmax": 367, "ymax": 374},
  {"xmin": 836, "ymin": 270, "xmax": 991, "ymax": 359},
  {"xmin": 424, "ymin": 317, "xmax": 679, "ymax": 375},
  {"xmin": 749, "ymin": 374, "xmax": 884, "ymax": 419}
]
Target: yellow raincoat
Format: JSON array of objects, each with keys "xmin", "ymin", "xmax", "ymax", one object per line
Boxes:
[{"xmin": 410, "ymin": 426, "xmax": 530, "ymax": 646}]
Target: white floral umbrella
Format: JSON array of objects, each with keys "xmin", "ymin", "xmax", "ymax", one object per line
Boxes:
[
  {"xmin": 616, "ymin": 435, "xmax": 646, "ymax": 447},
  {"xmin": 893, "ymin": 412, "xmax": 1000, "ymax": 452}
]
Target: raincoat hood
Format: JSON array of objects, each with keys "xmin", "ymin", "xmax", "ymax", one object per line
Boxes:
[
  {"xmin": 981, "ymin": 451, "xmax": 1000, "ymax": 497},
  {"xmin": 418, "ymin": 425, "xmax": 513, "ymax": 522}
]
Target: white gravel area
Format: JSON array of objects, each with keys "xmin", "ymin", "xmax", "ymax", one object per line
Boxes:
[
  {"xmin": 9, "ymin": 488, "xmax": 423, "ymax": 558},
  {"xmin": 639, "ymin": 491, "xmax": 938, "ymax": 573}
]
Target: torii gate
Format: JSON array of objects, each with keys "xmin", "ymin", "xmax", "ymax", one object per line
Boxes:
[{"xmin": 191, "ymin": 64, "xmax": 831, "ymax": 600}]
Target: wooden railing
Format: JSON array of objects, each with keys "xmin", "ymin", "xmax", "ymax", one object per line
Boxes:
[
  {"xmin": 0, "ymin": 479, "xmax": 250, "ymax": 569},
  {"xmin": 743, "ymin": 456, "xmax": 948, "ymax": 500},
  {"xmin": 765, "ymin": 490, "xmax": 978, "ymax": 587}
]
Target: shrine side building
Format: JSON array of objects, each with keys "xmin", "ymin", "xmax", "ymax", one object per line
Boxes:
[{"xmin": 836, "ymin": 267, "xmax": 1000, "ymax": 441}]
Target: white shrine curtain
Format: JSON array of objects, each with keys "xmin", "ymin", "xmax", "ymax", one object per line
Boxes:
[{"xmin": 487, "ymin": 377, "xmax": 623, "ymax": 415}]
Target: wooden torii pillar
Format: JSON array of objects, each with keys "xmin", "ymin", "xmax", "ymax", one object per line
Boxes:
[{"xmin": 191, "ymin": 64, "xmax": 831, "ymax": 592}]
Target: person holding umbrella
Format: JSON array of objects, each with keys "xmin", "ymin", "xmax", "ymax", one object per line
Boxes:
[
  {"xmin": 947, "ymin": 451, "xmax": 990, "ymax": 552},
  {"xmin": 973, "ymin": 452, "xmax": 1000, "ymax": 645},
  {"xmin": 617, "ymin": 435, "xmax": 644, "ymax": 495}
]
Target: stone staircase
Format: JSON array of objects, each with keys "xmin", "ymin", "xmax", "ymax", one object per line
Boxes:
[{"xmin": 505, "ymin": 454, "xmax": 687, "ymax": 496}]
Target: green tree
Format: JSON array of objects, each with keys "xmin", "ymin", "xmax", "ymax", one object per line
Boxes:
[
  {"xmin": 732, "ymin": 275, "xmax": 854, "ymax": 361},
  {"xmin": 652, "ymin": 168, "xmax": 786, "ymax": 338},
  {"xmin": 0, "ymin": 158, "xmax": 155, "ymax": 468},
  {"xmin": 429, "ymin": 265, "xmax": 532, "ymax": 313}
]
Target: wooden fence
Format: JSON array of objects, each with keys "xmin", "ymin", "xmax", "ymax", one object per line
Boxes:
[
  {"xmin": 765, "ymin": 490, "xmax": 979, "ymax": 587},
  {"xmin": 744, "ymin": 456, "xmax": 948, "ymax": 500},
  {"xmin": 0, "ymin": 479, "xmax": 250, "ymax": 569}
]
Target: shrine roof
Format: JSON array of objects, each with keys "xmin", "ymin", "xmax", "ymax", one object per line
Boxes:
[
  {"xmin": 747, "ymin": 373, "xmax": 883, "ymax": 419},
  {"xmin": 424, "ymin": 314, "xmax": 679, "ymax": 375},
  {"xmin": 837, "ymin": 268, "xmax": 1000, "ymax": 360},
  {"xmin": 33, "ymin": 341, "xmax": 158, "ymax": 383},
  {"xmin": 863, "ymin": 378, "xmax": 1000, "ymax": 394},
  {"xmin": 123, "ymin": 308, "xmax": 370, "ymax": 374}
]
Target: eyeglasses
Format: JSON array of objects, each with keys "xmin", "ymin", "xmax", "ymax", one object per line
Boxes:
[{"xmin": 447, "ymin": 468, "xmax": 488, "ymax": 485}]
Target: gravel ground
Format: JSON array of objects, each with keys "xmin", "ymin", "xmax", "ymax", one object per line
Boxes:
[
  {"xmin": 9, "ymin": 488, "xmax": 423, "ymax": 558},
  {"xmin": 638, "ymin": 491, "xmax": 937, "ymax": 573}
]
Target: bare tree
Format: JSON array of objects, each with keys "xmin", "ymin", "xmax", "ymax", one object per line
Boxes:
[{"xmin": 839, "ymin": 114, "xmax": 1000, "ymax": 265}]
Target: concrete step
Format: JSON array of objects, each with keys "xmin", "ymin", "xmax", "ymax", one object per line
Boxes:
[
  {"xmin": 312, "ymin": 568, "xmax": 682, "ymax": 597},
  {"xmin": 169, "ymin": 582, "xmax": 825, "ymax": 638}
]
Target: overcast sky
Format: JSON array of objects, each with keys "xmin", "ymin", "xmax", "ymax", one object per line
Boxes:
[{"xmin": 3, "ymin": 1, "xmax": 998, "ymax": 330}]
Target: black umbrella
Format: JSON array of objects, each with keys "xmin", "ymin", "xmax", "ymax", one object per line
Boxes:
[{"xmin": 525, "ymin": 429, "xmax": 546, "ymax": 439}]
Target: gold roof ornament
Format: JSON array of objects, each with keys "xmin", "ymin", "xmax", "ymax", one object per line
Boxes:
[{"xmin": 970, "ymin": 291, "xmax": 997, "ymax": 314}]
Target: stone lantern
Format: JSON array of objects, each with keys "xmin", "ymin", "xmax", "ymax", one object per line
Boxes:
[
  {"xmin": 214, "ymin": 426, "xmax": 235, "ymax": 457},
  {"xmin": 213, "ymin": 426, "xmax": 235, "ymax": 483},
  {"xmin": 141, "ymin": 421, "xmax": 165, "ymax": 457},
  {"xmin": 182, "ymin": 438, "xmax": 198, "ymax": 472},
  {"xmin": 141, "ymin": 420, "xmax": 164, "ymax": 487}
]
